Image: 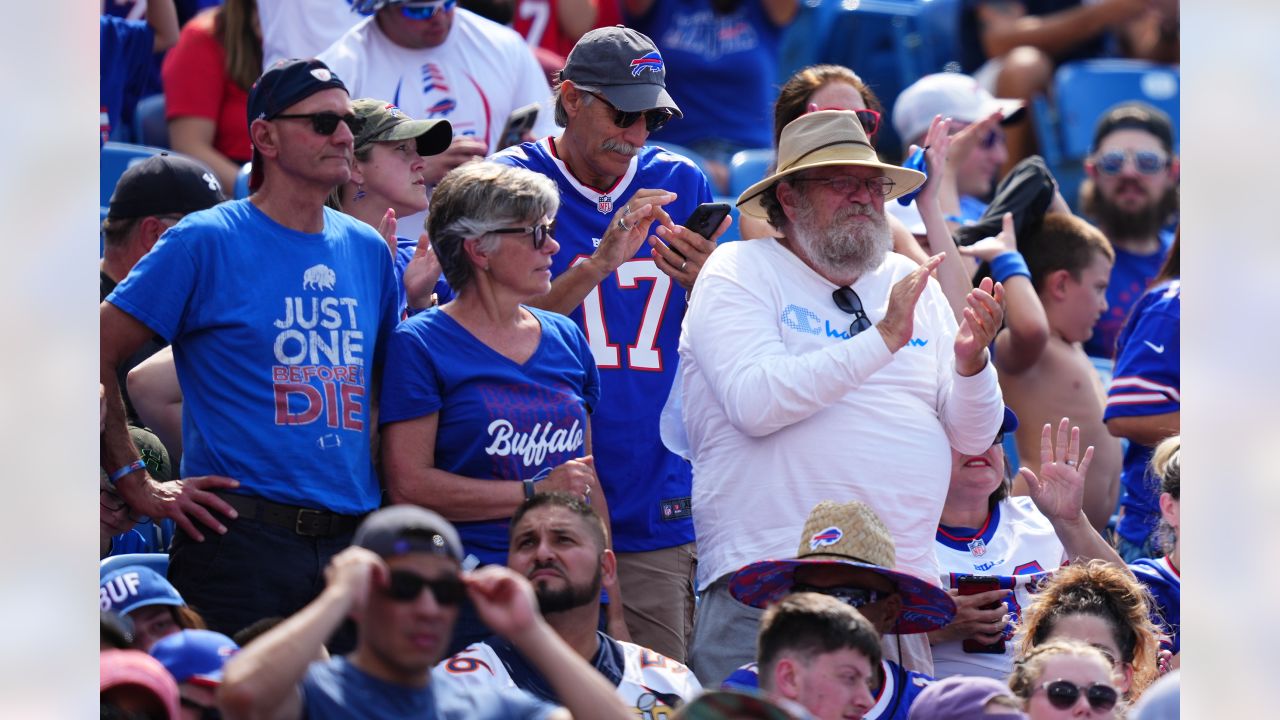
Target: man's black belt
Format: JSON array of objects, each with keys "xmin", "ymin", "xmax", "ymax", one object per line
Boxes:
[{"xmin": 214, "ymin": 492, "xmax": 366, "ymax": 537}]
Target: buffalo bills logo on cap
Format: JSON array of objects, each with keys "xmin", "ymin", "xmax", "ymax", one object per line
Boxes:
[
  {"xmin": 809, "ymin": 526, "xmax": 843, "ymax": 550},
  {"xmin": 310, "ymin": 68, "xmax": 333, "ymax": 82},
  {"xmin": 384, "ymin": 104, "xmax": 405, "ymax": 118},
  {"xmin": 629, "ymin": 51, "xmax": 664, "ymax": 77}
]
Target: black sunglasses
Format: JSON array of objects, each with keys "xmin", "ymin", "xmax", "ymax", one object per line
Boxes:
[
  {"xmin": 386, "ymin": 570, "xmax": 467, "ymax": 605},
  {"xmin": 272, "ymin": 111, "xmax": 367, "ymax": 136},
  {"xmin": 832, "ymin": 286, "xmax": 874, "ymax": 338},
  {"xmin": 587, "ymin": 92, "xmax": 674, "ymax": 133},
  {"xmin": 490, "ymin": 222, "xmax": 554, "ymax": 250},
  {"xmin": 1036, "ymin": 679, "xmax": 1119, "ymax": 712},
  {"xmin": 793, "ymin": 583, "xmax": 888, "ymax": 608}
]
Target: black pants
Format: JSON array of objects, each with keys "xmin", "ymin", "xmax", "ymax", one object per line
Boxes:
[{"xmin": 168, "ymin": 515, "xmax": 356, "ymax": 652}]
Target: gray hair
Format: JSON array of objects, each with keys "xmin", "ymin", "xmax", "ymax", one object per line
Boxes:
[
  {"xmin": 553, "ymin": 83, "xmax": 595, "ymax": 127},
  {"xmin": 428, "ymin": 162, "xmax": 560, "ymax": 293}
]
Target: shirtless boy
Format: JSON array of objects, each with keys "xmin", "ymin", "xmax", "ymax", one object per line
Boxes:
[{"xmin": 987, "ymin": 213, "xmax": 1123, "ymax": 529}]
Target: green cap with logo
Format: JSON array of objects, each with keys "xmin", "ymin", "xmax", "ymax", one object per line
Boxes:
[{"xmin": 351, "ymin": 98, "xmax": 454, "ymax": 156}]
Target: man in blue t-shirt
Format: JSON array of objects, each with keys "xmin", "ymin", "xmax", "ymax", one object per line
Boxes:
[
  {"xmin": 491, "ymin": 25, "xmax": 719, "ymax": 664},
  {"xmin": 218, "ymin": 505, "xmax": 635, "ymax": 720},
  {"xmin": 1079, "ymin": 102, "xmax": 1179, "ymax": 362},
  {"xmin": 101, "ymin": 59, "xmax": 399, "ymax": 639}
]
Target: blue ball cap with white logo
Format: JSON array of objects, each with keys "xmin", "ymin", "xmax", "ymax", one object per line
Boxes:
[
  {"xmin": 100, "ymin": 566, "xmax": 185, "ymax": 617},
  {"xmin": 150, "ymin": 629, "xmax": 239, "ymax": 686}
]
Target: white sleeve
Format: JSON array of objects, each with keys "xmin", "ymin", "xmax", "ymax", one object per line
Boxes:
[
  {"xmin": 923, "ymin": 278, "xmax": 1004, "ymax": 454},
  {"xmin": 508, "ymin": 37, "xmax": 558, "ymax": 140},
  {"xmin": 683, "ymin": 250, "xmax": 895, "ymax": 438}
]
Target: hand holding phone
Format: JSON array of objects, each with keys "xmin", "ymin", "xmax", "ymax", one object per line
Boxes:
[
  {"xmin": 498, "ymin": 103, "xmax": 540, "ymax": 150},
  {"xmin": 956, "ymin": 575, "xmax": 1007, "ymax": 654}
]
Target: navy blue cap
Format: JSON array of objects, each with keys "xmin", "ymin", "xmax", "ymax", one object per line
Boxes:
[
  {"xmin": 246, "ymin": 58, "xmax": 349, "ymax": 191},
  {"xmin": 1001, "ymin": 406, "xmax": 1019, "ymax": 435}
]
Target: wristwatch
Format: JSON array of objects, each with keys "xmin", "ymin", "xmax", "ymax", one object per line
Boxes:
[{"xmin": 523, "ymin": 478, "xmax": 536, "ymax": 501}]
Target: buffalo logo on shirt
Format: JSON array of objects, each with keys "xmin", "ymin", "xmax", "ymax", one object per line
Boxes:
[
  {"xmin": 302, "ymin": 264, "xmax": 336, "ymax": 291},
  {"xmin": 629, "ymin": 51, "xmax": 664, "ymax": 77}
]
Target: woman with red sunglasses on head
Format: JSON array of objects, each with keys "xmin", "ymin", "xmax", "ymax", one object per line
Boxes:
[{"xmin": 1009, "ymin": 639, "xmax": 1122, "ymax": 719}]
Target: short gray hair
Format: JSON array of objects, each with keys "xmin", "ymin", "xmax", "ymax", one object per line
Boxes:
[
  {"xmin": 553, "ymin": 83, "xmax": 595, "ymax": 127},
  {"xmin": 428, "ymin": 162, "xmax": 560, "ymax": 293}
]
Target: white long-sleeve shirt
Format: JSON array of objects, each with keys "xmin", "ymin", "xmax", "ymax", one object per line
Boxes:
[{"xmin": 680, "ymin": 238, "xmax": 1003, "ymax": 589}]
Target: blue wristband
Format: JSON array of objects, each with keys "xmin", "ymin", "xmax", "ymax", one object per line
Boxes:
[
  {"xmin": 107, "ymin": 459, "xmax": 148, "ymax": 485},
  {"xmin": 989, "ymin": 251, "xmax": 1031, "ymax": 283}
]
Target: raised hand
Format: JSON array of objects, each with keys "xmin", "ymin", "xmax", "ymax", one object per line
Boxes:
[
  {"xmin": 323, "ymin": 546, "xmax": 388, "ymax": 617},
  {"xmin": 953, "ymin": 276, "xmax": 1005, "ymax": 376},
  {"xmin": 877, "ymin": 253, "xmax": 945, "ymax": 351},
  {"xmin": 404, "ymin": 232, "xmax": 443, "ymax": 310},
  {"xmin": 1020, "ymin": 417, "xmax": 1095, "ymax": 523},
  {"xmin": 649, "ymin": 212, "xmax": 727, "ymax": 291},
  {"xmin": 593, "ymin": 189, "xmax": 678, "ymax": 273},
  {"xmin": 536, "ymin": 456, "xmax": 598, "ymax": 505},
  {"xmin": 958, "ymin": 212, "xmax": 1018, "ymax": 263},
  {"xmin": 464, "ymin": 565, "xmax": 542, "ymax": 640}
]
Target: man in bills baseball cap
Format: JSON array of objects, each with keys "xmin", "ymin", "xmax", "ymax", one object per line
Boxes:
[{"xmin": 245, "ymin": 57, "xmax": 352, "ymax": 191}]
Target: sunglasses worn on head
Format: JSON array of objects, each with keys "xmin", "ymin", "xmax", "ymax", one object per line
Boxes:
[
  {"xmin": 793, "ymin": 582, "xmax": 888, "ymax": 608},
  {"xmin": 794, "ymin": 175, "xmax": 895, "ymax": 198},
  {"xmin": 832, "ymin": 285, "xmax": 875, "ymax": 338},
  {"xmin": 400, "ymin": 0, "xmax": 457, "ymax": 20},
  {"xmin": 1036, "ymin": 680, "xmax": 1119, "ymax": 712},
  {"xmin": 491, "ymin": 222, "xmax": 553, "ymax": 250},
  {"xmin": 273, "ymin": 112, "xmax": 367, "ymax": 136},
  {"xmin": 1094, "ymin": 149, "xmax": 1169, "ymax": 175},
  {"xmin": 587, "ymin": 92, "xmax": 674, "ymax": 133},
  {"xmin": 386, "ymin": 570, "xmax": 466, "ymax": 605},
  {"xmin": 810, "ymin": 106, "xmax": 881, "ymax": 138}
]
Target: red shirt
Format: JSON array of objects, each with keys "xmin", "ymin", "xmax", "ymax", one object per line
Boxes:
[
  {"xmin": 161, "ymin": 11, "xmax": 252, "ymax": 163},
  {"xmin": 513, "ymin": 0, "xmax": 623, "ymax": 60}
]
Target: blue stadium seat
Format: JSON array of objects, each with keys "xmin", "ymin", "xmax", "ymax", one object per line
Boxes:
[
  {"xmin": 234, "ymin": 162, "xmax": 253, "ymax": 199},
  {"xmin": 727, "ymin": 148, "xmax": 774, "ymax": 199},
  {"xmin": 652, "ymin": 141, "xmax": 713, "ymax": 182},
  {"xmin": 712, "ymin": 195, "xmax": 743, "ymax": 244},
  {"xmin": 1032, "ymin": 60, "xmax": 1179, "ymax": 209},
  {"xmin": 100, "ymin": 552, "xmax": 170, "ymax": 580},
  {"xmin": 101, "ymin": 142, "xmax": 167, "ymax": 216},
  {"xmin": 132, "ymin": 93, "xmax": 170, "ymax": 149}
]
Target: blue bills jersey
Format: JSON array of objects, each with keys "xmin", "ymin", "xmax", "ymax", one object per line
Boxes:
[
  {"xmin": 491, "ymin": 138, "xmax": 713, "ymax": 551},
  {"xmin": 1130, "ymin": 555, "xmax": 1180, "ymax": 655}
]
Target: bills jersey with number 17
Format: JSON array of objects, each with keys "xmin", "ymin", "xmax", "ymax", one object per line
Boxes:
[{"xmin": 491, "ymin": 138, "xmax": 713, "ymax": 552}]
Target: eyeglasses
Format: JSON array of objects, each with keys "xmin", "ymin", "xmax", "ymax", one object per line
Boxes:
[
  {"xmin": 586, "ymin": 92, "xmax": 674, "ymax": 133},
  {"xmin": 1094, "ymin": 149, "xmax": 1169, "ymax": 175},
  {"xmin": 490, "ymin": 222, "xmax": 554, "ymax": 250},
  {"xmin": 272, "ymin": 112, "xmax": 367, "ymax": 136},
  {"xmin": 1035, "ymin": 680, "xmax": 1119, "ymax": 712},
  {"xmin": 793, "ymin": 583, "xmax": 888, "ymax": 608},
  {"xmin": 180, "ymin": 698, "xmax": 223, "ymax": 720},
  {"xmin": 385, "ymin": 570, "xmax": 466, "ymax": 605},
  {"xmin": 810, "ymin": 106, "xmax": 881, "ymax": 138},
  {"xmin": 793, "ymin": 175, "xmax": 896, "ymax": 198},
  {"xmin": 992, "ymin": 431, "xmax": 1005, "ymax": 447},
  {"xmin": 832, "ymin": 286, "xmax": 874, "ymax": 338},
  {"xmin": 399, "ymin": 0, "xmax": 457, "ymax": 19}
]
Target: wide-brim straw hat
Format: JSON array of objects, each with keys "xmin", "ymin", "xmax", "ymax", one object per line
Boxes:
[
  {"xmin": 736, "ymin": 110, "xmax": 927, "ymax": 220},
  {"xmin": 729, "ymin": 500, "xmax": 956, "ymax": 634}
]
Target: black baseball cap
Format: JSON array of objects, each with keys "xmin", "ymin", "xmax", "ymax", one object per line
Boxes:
[
  {"xmin": 353, "ymin": 505, "xmax": 464, "ymax": 562},
  {"xmin": 246, "ymin": 58, "xmax": 350, "ymax": 190},
  {"xmin": 107, "ymin": 153, "xmax": 225, "ymax": 220},
  {"xmin": 560, "ymin": 26, "xmax": 681, "ymax": 115},
  {"xmin": 1091, "ymin": 101, "xmax": 1175, "ymax": 153}
]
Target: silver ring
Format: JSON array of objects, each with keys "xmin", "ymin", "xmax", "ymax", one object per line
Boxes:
[
  {"xmin": 1064, "ymin": 459, "xmax": 1076, "ymax": 467},
  {"xmin": 617, "ymin": 216, "xmax": 632, "ymax": 231},
  {"xmin": 680, "ymin": 260, "xmax": 688, "ymax": 271}
]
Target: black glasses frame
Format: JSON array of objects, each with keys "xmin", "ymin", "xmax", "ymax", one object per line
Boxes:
[
  {"xmin": 491, "ymin": 222, "xmax": 554, "ymax": 250},
  {"xmin": 272, "ymin": 112, "xmax": 367, "ymax": 136},
  {"xmin": 793, "ymin": 175, "xmax": 896, "ymax": 198},
  {"xmin": 1038, "ymin": 679, "xmax": 1119, "ymax": 712},
  {"xmin": 385, "ymin": 570, "xmax": 466, "ymax": 606},
  {"xmin": 586, "ymin": 92, "xmax": 674, "ymax": 133},
  {"xmin": 832, "ymin": 286, "xmax": 874, "ymax": 338}
]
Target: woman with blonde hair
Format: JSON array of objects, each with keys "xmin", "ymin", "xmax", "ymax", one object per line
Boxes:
[
  {"xmin": 1009, "ymin": 639, "xmax": 1121, "ymax": 719},
  {"xmin": 1016, "ymin": 560, "xmax": 1162, "ymax": 700},
  {"xmin": 1128, "ymin": 435, "xmax": 1180, "ymax": 664}
]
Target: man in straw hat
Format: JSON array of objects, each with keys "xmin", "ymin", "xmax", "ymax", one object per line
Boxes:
[
  {"xmin": 723, "ymin": 500, "xmax": 958, "ymax": 719},
  {"xmin": 679, "ymin": 109, "xmax": 1005, "ymax": 681}
]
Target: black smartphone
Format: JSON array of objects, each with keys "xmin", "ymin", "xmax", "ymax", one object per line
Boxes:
[
  {"xmin": 957, "ymin": 574, "xmax": 1006, "ymax": 654},
  {"xmin": 683, "ymin": 202, "xmax": 732, "ymax": 240},
  {"xmin": 498, "ymin": 103, "xmax": 540, "ymax": 150}
]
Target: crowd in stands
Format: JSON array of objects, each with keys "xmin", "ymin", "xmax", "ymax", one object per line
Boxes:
[{"xmin": 99, "ymin": 1, "xmax": 1180, "ymax": 718}]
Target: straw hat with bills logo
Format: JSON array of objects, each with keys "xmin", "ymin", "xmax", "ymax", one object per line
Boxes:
[
  {"xmin": 729, "ymin": 500, "xmax": 956, "ymax": 634},
  {"xmin": 735, "ymin": 109, "xmax": 927, "ymax": 219}
]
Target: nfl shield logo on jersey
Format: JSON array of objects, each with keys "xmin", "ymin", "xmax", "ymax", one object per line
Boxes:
[
  {"xmin": 968, "ymin": 538, "xmax": 987, "ymax": 557},
  {"xmin": 597, "ymin": 195, "xmax": 613, "ymax": 213}
]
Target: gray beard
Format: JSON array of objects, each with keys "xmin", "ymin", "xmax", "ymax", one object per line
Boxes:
[{"xmin": 792, "ymin": 199, "xmax": 892, "ymax": 279}]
